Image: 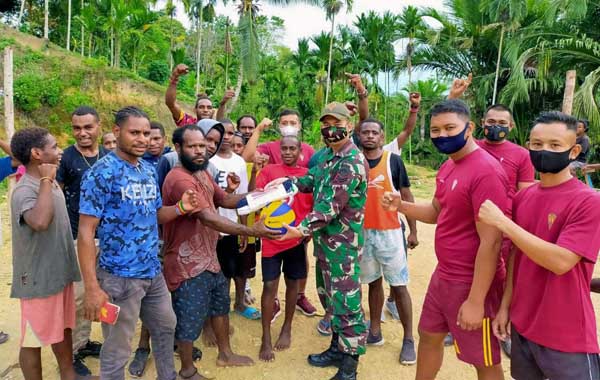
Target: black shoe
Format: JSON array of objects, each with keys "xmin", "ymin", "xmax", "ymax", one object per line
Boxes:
[
  {"xmin": 308, "ymin": 333, "xmax": 343, "ymax": 368},
  {"xmin": 77, "ymin": 340, "xmax": 102, "ymax": 358},
  {"xmin": 73, "ymin": 356, "xmax": 92, "ymax": 376},
  {"xmin": 330, "ymin": 354, "xmax": 359, "ymax": 380}
]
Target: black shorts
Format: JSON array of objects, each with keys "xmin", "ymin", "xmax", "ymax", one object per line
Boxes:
[
  {"xmin": 512, "ymin": 328, "xmax": 600, "ymax": 380},
  {"xmin": 261, "ymin": 243, "xmax": 307, "ymax": 282},
  {"xmin": 216, "ymin": 235, "xmax": 256, "ymax": 279}
]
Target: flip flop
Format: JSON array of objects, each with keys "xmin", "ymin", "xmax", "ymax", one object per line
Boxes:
[
  {"xmin": 0, "ymin": 331, "xmax": 8, "ymax": 344},
  {"xmin": 128, "ymin": 348, "xmax": 151, "ymax": 377},
  {"xmin": 178, "ymin": 368, "xmax": 213, "ymax": 380},
  {"xmin": 235, "ymin": 306, "xmax": 261, "ymax": 320}
]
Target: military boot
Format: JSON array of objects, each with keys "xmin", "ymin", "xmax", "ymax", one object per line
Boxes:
[
  {"xmin": 330, "ymin": 354, "xmax": 359, "ymax": 380},
  {"xmin": 307, "ymin": 333, "xmax": 343, "ymax": 367}
]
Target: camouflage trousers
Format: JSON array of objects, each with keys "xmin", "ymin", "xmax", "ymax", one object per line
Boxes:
[{"xmin": 315, "ymin": 236, "xmax": 367, "ymax": 356}]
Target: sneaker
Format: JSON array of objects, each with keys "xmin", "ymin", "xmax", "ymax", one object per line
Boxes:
[
  {"xmin": 317, "ymin": 318, "xmax": 332, "ymax": 336},
  {"xmin": 400, "ymin": 339, "xmax": 417, "ymax": 365},
  {"xmin": 443, "ymin": 333, "xmax": 454, "ymax": 347},
  {"xmin": 271, "ymin": 297, "xmax": 282, "ymax": 324},
  {"xmin": 366, "ymin": 330, "xmax": 385, "ymax": 346},
  {"xmin": 385, "ymin": 298, "xmax": 400, "ymax": 320},
  {"xmin": 296, "ymin": 293, "xmax": 317, "ymax": 316},
  {"xmin": 73, "ymin": 356, "xmax": 92, "ymax": 376},
  {"xmin": 77, "ymin": 340, "xmax": 102, "ymax": 358},
  {"xmin": 500, "ymin": 339, "xmax": 511, "ymax": 358}
]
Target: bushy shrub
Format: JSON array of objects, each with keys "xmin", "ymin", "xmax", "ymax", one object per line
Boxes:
[
  {"xmin": 14, "ymin": 72, "xmax": 63, "ymax": 112},
  {"xmin": 145, "ymin": 60, "xmax": 170, "ymax": 84}
]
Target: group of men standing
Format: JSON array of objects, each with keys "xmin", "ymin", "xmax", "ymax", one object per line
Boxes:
[{"xmin": 6, "ymin": 62, "xmax": 600, "ymax": 380}]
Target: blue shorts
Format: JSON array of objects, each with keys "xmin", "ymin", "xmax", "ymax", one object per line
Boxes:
[
  {"xmin": 172, "ymin": 271, "xmax": 230, "ymax": 342},
  {"xmin": 360, "ymin": 228, "xmax": 409, "ymax": 286}
]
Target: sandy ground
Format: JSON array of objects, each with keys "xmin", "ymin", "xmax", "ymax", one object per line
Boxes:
[{"xmin": 1, "ymin": 196, "xmax": 600, "ymax": 380}]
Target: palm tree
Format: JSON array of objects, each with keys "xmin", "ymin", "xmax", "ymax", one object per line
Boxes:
[
  {"xmin": 322, "ymin": 0, "xmax": 352, "ymax": 104},
  {"xmin": 405, "ymin": 79, "xmax": 448, "ymax": 140},
  {"xmin": 44, "ymin": 0, "xmax": 49, "ymax": 39},
  {"xmin": 66, "ymin": 0, "xmax": 72, "ymax": 50},
  {"xmin": 395, "ymin": 5, "xmax": 426, "ymax": 85}
]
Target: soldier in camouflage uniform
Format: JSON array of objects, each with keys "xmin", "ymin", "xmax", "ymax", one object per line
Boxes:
[{"xmin": 279, "ymin": 102, "xmax": 368, "ymax": 380}]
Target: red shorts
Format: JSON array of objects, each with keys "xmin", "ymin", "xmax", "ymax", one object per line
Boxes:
[
  {"xmin": 418, "ymin": 272, "xmax": 502, "ymax": 367},
  {"xmin": 20, "ymin": 283, "xmax": 76, "ymax": 347}
]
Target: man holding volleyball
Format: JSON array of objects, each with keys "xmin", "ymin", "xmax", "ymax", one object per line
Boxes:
[
  {"xmin": 255, "ymin": 135, "xmax": 314, "ymax": 362},
  {"xmin": 279, "ymin": 102, "xmax": 368, "ymax": 380}
]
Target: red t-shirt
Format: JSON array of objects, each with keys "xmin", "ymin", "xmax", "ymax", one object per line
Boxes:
[
  {"xmin": 434, "ymin": 148, "xmax": 509, "ymax": 283},
  {"xmin": 174, "ymin": 112, "xmax": 198, "ymax": 127},
  {"xmin": 257, "ymin": 141, "xmax": 315, "ymax": 168},
  {"xmin": 256, "ymin": 164, "xmax": 313, "ymax": 257},
  {"xmin": 161, "ymin": 168, "xmax": 226, "ymax": 291},
  {"xmin": 476, "ymin": 139, "xmax": 535, "ymax": 198},
  {"xmin": 510, "ymin": 178, "xmax": 600, "ymax": 353}
]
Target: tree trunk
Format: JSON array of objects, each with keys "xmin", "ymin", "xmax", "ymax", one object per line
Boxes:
[
  {"xmin": 562, "ymin": 70, "xmax": 577, "ymax": 115},
  {"xmin": 114, "ymin": 35, "xmax": 120, "ymax": 69},
  {"xmin": 67, "ymin": 0, "xmax": 72, "ymax": 50},
  {"xmin": 195, "ymin": 4, "xmax": 204, "ymax": 94},
  {"xmin": 492, "ymin": 24, "xmax": 505, "ymax": 104},
  {"xmin": 407, "ymin": 38, "xmax": 413, "ymax": 85},
  {"xmin": 420, "ymin": 113, "xmax": 425, "ymax": 141},
  {"xmin": 325, "ymin": 14, "xmax": 336, "ymax": 105},
  {"xmin": 17, "ymin": 0, "xmax": 25, "ymax": 28},
  {"xmin": 80, "ymin": 0, "xmax": 84, "ymax": 56},
  {"xmin": 110, "ymin": 28, "xmax": 114, "ymax": 67},
  {"xmin": 43, "ymin": 0, "xmax": 49, "ymax": 40},
  {"xmin": 229, "ymin": 64, "xmax": 244, "ymax": 113},
  {"xmin": 88, "ymin": 33, "xmax": 92, "ymax": 58}
]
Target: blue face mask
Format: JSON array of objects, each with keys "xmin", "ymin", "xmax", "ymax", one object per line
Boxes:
[{"xmin": 431, "ymin": 122, "xmax": 470, "ymax": 154}]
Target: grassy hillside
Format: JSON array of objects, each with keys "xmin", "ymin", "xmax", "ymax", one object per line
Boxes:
[{"xmin": 0, "ymin": 24, "xmax": 195, "ymax": 145}]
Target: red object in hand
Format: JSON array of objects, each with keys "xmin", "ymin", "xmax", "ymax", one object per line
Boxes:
[{"xmin": 99, "ymin": 302, "xmax": 120, "ymax": 325}]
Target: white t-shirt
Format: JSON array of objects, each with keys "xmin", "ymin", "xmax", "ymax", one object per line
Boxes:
[
  {"xmin": 383, "ymin": 139, "xmax": 402, "ymax": 155},
  {"xmin": 210, "ymin": 152, "xmax": 249, "ymax": 235}
]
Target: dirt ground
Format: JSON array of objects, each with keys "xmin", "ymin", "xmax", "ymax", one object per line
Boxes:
[{"xmin": 1, "ymin": 197, "xmax": 600, "ymax": 380}]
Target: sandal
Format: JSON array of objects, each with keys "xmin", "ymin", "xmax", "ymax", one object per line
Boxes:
[
  {"xmin": 0, "ymin": 331, "xmax": 8, "ymax": 344},
  {"xmin": 235, "ymin": 306, "xmax": 261, "ymax": 320},
  {"xmin": 178, "ymin": 368, "xmax": 213, "ymax": 380},
  {"xmin": 317, "ymin": 318, "xmax": 332, "ymax": 336},
  {"xmin": 128, "ymin": 347, "xmax": 151, "ymax": 377}
]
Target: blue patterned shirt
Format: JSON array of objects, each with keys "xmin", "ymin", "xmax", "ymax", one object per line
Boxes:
[{"xmin": 80, "ymin": 152, "xmax": 162, "ymax": 278}]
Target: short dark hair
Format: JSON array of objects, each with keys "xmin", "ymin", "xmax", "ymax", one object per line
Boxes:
[
  {"xmin": 430, "ymin": 99, "xmax": 471, "ymax": 120},
  {"xmin": 484, "ymin": 104, "xmax": 513, "ymax": 118},
  {"xmin": 359, "ymin": 118, "xmax": 385, "ymax": 131},
  {"xmin": 533, "ymin": 111, "xmax": 578, "ymax": 132},
  {"xmin": 236, "ymin": 114, "xmax": 257, "ymax": 128},
  {"xmin": 72, "ymin": 105, "xmax": 99, "ymax": 122},
  {"xmin": 150, "ymin": 121, "xmax": 166, "ymax": 137},
  {"xmin": 579, "ymin": 118, "xmax": 590, "ymax": 132},
  {"xmin": 218, "ymin": 118, "xmax": 234, "ymax": 127},
  {"xmin": 281, "ymin": 135, "xmax": 301, "ymax": 147},
  {"xmin": 279, "ymin": 109, "xmax": 301, "ymax": 119},
  {"xmin": 114, "ymin": 106, "xmax": 150, "ymax": 128},
  {"xmin": 195, "ymin": 93, "xmax": 212, "ymax": 108},
  {"xmin": 11, "ymin": 127, "xmax": 50, "ymax": 165},
  {"xmin": 233, "ymin": 131, "xmax": 244, "ymax": 139},
  {"xmin": 172, "ymin": 124, "xmax": 203, "ymax": 147}
]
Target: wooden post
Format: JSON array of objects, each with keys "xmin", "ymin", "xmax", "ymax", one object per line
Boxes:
[
  {"xmin": 562, "ymin": 70, "xmax": 576, "ymax": 115},
  {"xmin": 3, "ymin": 47, "xmax": 16, "ymax": 247}
]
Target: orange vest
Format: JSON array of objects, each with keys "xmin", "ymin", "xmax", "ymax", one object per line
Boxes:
[{"xmin": 364, "ymin": 150, "xmax": 402, "ymax": 230}]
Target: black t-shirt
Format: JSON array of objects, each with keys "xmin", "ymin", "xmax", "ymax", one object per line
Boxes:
[
  {"xmin": 57, "ymin": 145, "xmax": 108, "ymax": 239},
  {"xmin": 576, "ymin": 135, "xmax": 590, "ymax": 163},
  {"xmin": 366, "ymin": 152, "xmax": 410, "ymax": 191}
]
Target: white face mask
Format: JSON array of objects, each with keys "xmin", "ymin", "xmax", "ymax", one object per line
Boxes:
[{"xmin": 280, "ymin": 125, "xmax": 299, "ymax": 137}]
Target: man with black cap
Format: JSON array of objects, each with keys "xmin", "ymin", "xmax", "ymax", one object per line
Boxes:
[{"xmin": 279, "ymin": 102, "xmax": 368, "ymax": 380}]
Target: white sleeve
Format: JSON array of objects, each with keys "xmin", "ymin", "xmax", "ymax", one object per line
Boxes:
[
  {"xmin": 237, "ymin": 157, "xmax": 249, "ymax": 194},
  {"xmin": 383, "ymin": 140, "xmax": 402, "ymax": 155}
]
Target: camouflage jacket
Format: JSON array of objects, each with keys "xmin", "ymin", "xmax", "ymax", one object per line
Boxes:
[{"xmin": 295, "ymin": 140, "xmax": 368, "ymax": 248}]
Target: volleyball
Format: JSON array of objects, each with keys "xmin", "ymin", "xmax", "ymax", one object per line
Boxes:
[{"xmin": 260, "ymin": 200, "xmax": 296, "ymax": 234}]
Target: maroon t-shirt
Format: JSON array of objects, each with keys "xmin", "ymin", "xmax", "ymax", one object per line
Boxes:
[
  {"xmin": 511, "ymin": 178, "xmax": 600, "ymax": 353},
  {"xmin": 257, "ymin": 141, "xmax": 315, "ymax": 168},
  {"xmin": 162, "ymin": 167, "xmax": 226, "ymax": 291},
  {"xmin": 434, "ymin": 148, "xmax": 509, "ymax": 283}
]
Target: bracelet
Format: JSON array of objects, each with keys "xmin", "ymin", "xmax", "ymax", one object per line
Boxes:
[
  {"xmin": 357, "ymin": 89, "xmax": 368, "ymax": 99},
  {"xmin": 40, "ymin": 177, "xmax": 53, "ymax": 183},
  {"xmin": 175, "ymin": 205, "xmax": 182, "ymax": 216},
  {"xmin": 177, "ymin": 200, "xmax": 188, "ymax": 215},
  {"xmin": 409, "ymin": 107, "xmax": 420, "ymax": 113},
  {"xmin": 169, "ymin": 77, "xmax": 179, "ymax": 85}
]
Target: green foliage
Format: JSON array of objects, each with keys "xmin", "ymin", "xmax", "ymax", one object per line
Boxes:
[
  {"xmin": 14, "ymin": 73, "xmax": 63, "ymax": 112},
  {"xmin": 146, "ymin": 61, "xmax": 170, "ymax": 84},
  {"xmin": 0, "ymin": 37, "xmax": 16, "ymax": 50}
]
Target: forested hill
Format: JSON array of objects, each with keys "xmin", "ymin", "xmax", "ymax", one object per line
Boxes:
[{"xmin": 0, "ymin": 24, "xmax": 194, "ymax": 145}]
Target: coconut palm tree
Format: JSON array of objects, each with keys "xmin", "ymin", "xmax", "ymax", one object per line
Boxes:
[
  {"xmin": 322, "ymin": 0, "xmax": 352, "ymax": 104},
  {"xmin": 395, "ymin": 5, "xmax": 426, "ymax": 85}
]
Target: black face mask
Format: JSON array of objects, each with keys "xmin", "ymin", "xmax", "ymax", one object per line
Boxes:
[
  {"xmin": 484, "ymin": 124, "xmax": 510, "ymax": 142},
  {"xmin": 529, "ymin": 148, "xmax": 574, "ymax": 174}
]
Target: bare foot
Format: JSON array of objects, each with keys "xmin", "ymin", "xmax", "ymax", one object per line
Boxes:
[
  {"xmin": 202, "ymin": 327, "xmax": 217, "ymax": 347},
  {"xmin": 259, "ymin": 341, "xmax": 275, "ymax": 362},
  {"xmin": 216, "ymin": 352, "xmax": 255, "ymax": 367},
  {"xmin": 178, "ymin": 368, "xmax": 212, "ymax": 380},
  {"xmin": 274, "ymin": 329, "xmax": 291, "ymax": 351}
]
